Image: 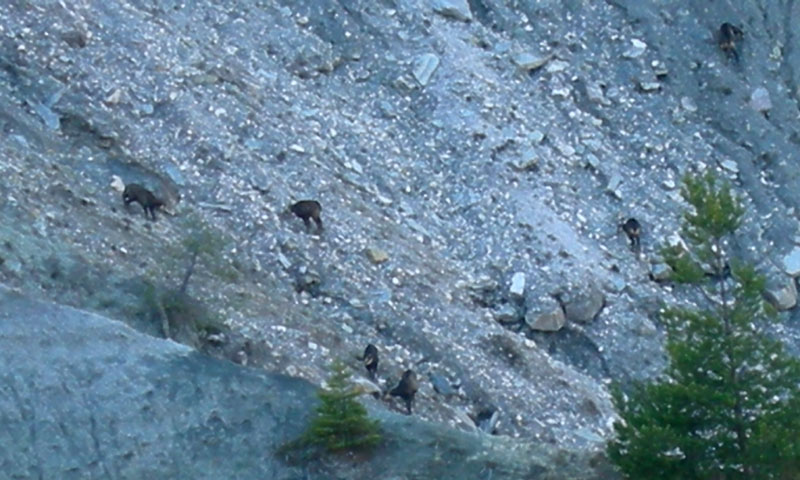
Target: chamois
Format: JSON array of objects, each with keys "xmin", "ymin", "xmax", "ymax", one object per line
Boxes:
[
  {"xmin": 620, "ymin": 218, "xmax": 641, "ymax": 250},
  {"xmin": 289, "ymin": 200, "xmax": 323, "ymax": 232},
  {"xmin": 123, "ymin": 183, "xmax": 164, "ymax": 221},
  {"xmin": 358, "ymin": 344, "xmax": 379, "ymax": 381},
  {"xmin": 719, "ymin": 22, "xmax": 744, "ymax": 62},
  {"xmin": 389, "ymin": 369, "xmax": 419, "ymax": 415}
]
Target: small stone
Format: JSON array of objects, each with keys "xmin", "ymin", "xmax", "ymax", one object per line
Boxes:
[
  {"xmin": 346, "ymin": 159, "xmax": 364, "ymax": 174},
  {"xmin": 585, "ymin": 153, "xmax": 600, "ymax": 169},
  {"xmin": 750, "ymin": 87, "xmax": 772, "ymax": 113},
  {"xmin": 510, "ymin": 148, "xmax": 538, "ymax": 171},
  {"xmin": 529, "ymin": 130, "xmax": 545, "ymax": 144},
  {"xmin": 138, "ymin": 103, "xmax": 154, "ymax": 116},
  {"xmin": 606, "ymin": 173, "xmax": 623, "ymax": 197},
  {"xmin": 277, "ymin": 253, "xmax": 292, "ymax": 270},
  {"xmin": 512, "ymin": 52, "xmax": 551, "ymax": 71},
  {"xmin": 622, "ymin": 39, "xmax": 647, "ymax": 58},
  {"xmin": 720, "ymin": 159, "xmax": 739, "ymax": 173},
  {"xmin": 110, "ymin": 175, "xmax": 125, "ymax": 193},
  {"xmin": 509, "ymin": 272, "xmax": 526, "ymax": 298},
  {"xmin": 493, "ymin": 304, "xmax": 520, "ymax": 324},
  {"xmin": 412, "ymin": 53, "xmax": 440, "ymax": 87},
  {"xmin": 429, "ymin": 372, "xmax": 458, "ymax": 396},
  {"xmin": 233, "ymin": 350, "xmax": 248, "ymax": 366},
  {"xmin": 586, "ymin": 82, "xmax": 609, "ymax": 105},
  {"xmin": 105, "ymin": 88, "xmax": 123, "ymax": 105},
  {"xmin": 638, "ymin": 80, "xmax": 661, "ymax": 92},
  {"xmin": 555, "ymin": 141, "xmax": 575, "ymax": 157},
  {"xmin": 552, "ymin": 87, "xmax": 571, "ymax": 98},
  {"xmin": 61, "ymin": 30, "xmax": 88, "ymax": 48},
  {"xmin": 351, "ymin": 377, "xmax": 382, "ymax": 396},
  {"xmin": 365, "ymin": 247, "xmax": 389, "ymax": 264},
  {"xmin": 652, "ymin": 61, "xmax": 669, "ymax": 78},
  {"xmin": 782, "ymin": 247, "xmax": 800, "ymax": 276},
  {"xmin": 650, "ymin": 263, "xmax": 672, "ymax": 281},
  {"xmin": 546, "ymin": 59, "xmax": 569, "ymax": 73},
  {"xmin": 681, "ymin": 96, "xmax": 698, "ymax": 112}
]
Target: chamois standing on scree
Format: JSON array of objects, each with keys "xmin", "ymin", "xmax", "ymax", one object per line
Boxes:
[
  {"xmin": 719, "ymin": 22, "xmax": 744, "ymax": 62},
  {"xmin": 123, "ymin": 183, "xmax": 164, "ymax": 221},
  {"xmin": 289, "ymin": 200, "xmax": 323, "ymax": 233},
  {"xmin": 389, "ymin": 369, "xmax": 419, "ymax": 415},
  {"xmin": 620, "ymin": 218, "xmax": 641, "ymax": 251},
  {"xmin": 358, "ymin": 344, "xmax": 379, "ymax": 381}
]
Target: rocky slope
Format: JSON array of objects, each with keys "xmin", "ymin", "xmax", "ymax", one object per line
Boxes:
[
  {"xmin": 0, "ymin": 286, "xmax": 612, "ymax": 479},
  {"xmin": 2, "ymin": 0, "xmax": 800, "ymax": 476}
]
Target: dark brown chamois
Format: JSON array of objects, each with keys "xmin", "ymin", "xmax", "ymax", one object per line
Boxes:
[
  {"xmin": 719, "ymin": 22, "xmax": 744, "ymax": 62},
  {"xmin": 389, "ymin": 369, "xmax": 419, "ymax": 415},
  {"xmin": 123, "ymin": 183, "xmax": 164, "ymax": 221},
  {"xmin": 620, "ymin": 218, "xmax": 641, "ymax": 250},
  {"xmin": 290, "ymin": 200, "xmax": 323, "ymax": 232},
  {"xmin": 358, "ymin": 344, "xmax": 379, "ymax": 381}
]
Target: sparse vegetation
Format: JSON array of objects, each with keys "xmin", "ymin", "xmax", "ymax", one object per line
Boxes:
[
  {"xmin": 142, "ymin": 218, "xmax": 235, "ymax": 343},
  {"xmin": 608, "ymin": 173, "xmax": 800, "ymax": 479}
]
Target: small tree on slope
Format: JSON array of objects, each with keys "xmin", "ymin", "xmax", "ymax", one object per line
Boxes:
[
  {"xmin": 300, "ymin": 360, "xmax": 381, "ymax": 453},
  {"xmin": 608, "ymin": 173, "xmax": 800, "ymax": 479}
]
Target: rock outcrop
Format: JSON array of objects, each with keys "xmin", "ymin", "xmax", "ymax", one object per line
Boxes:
[{"xmin": 0, "ymin": 287, "xmax": 610, "ymax": 479}]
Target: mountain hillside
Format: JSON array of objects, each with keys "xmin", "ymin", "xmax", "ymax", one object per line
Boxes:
[{"xmin": 2, "ymin": 0, "xmax": 799, "ymax": 477}]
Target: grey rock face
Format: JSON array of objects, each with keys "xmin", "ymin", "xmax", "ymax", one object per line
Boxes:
[{"xmin": 0, "ymin": 287, "xmax": 313, "ymax": 479}]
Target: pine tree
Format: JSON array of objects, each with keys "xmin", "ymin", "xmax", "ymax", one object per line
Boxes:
[
  {"xmin": 608, "ymin": 173, "xmax": 800, "ymax": 479},
  {"xmin": 300, "ymin": 360, "xmax": 381, "ymax": 453}
]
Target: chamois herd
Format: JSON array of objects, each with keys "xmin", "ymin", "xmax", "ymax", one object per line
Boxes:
[{"xmin": 116, "ymin": 21, "xmax": 742, "ymax": 415}]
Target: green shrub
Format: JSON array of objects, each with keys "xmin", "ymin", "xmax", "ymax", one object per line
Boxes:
[
  {"xmin": 293, "ymin": 360, "xmax": 381, "ymax": 454},
  {"xmin": 608, "ymin": 173, "xmax": 800, "ymax": 479}
]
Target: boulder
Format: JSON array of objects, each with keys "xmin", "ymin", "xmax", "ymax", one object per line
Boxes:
[
  {"xmin": 430, "ymin": 0, "xmax": 472, "ymax": 21},
  {"xmin": 782, "ymin": 247, "xmax": 800, "ymax": 277},
  {"xmin": 525, "ymin": 296, "xmax": 566, "ymax": 332},
  {"xmin": 764, "ymin": 275, "xmax": 797, "ymax": 311},
  {"xmin": 365, "ymin": 247, "xmax": 390, "ymax": 264},
  {"xmin": 494, "ymin": 303, "xmax": 522, "ymax": 325},
  {"xmin": 561, "ymin": 284, "xmax": 605, "ymax": 324},
  {"xmin": 750, "ymin": 87, "xmax": 772, "ymax": 113}
]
